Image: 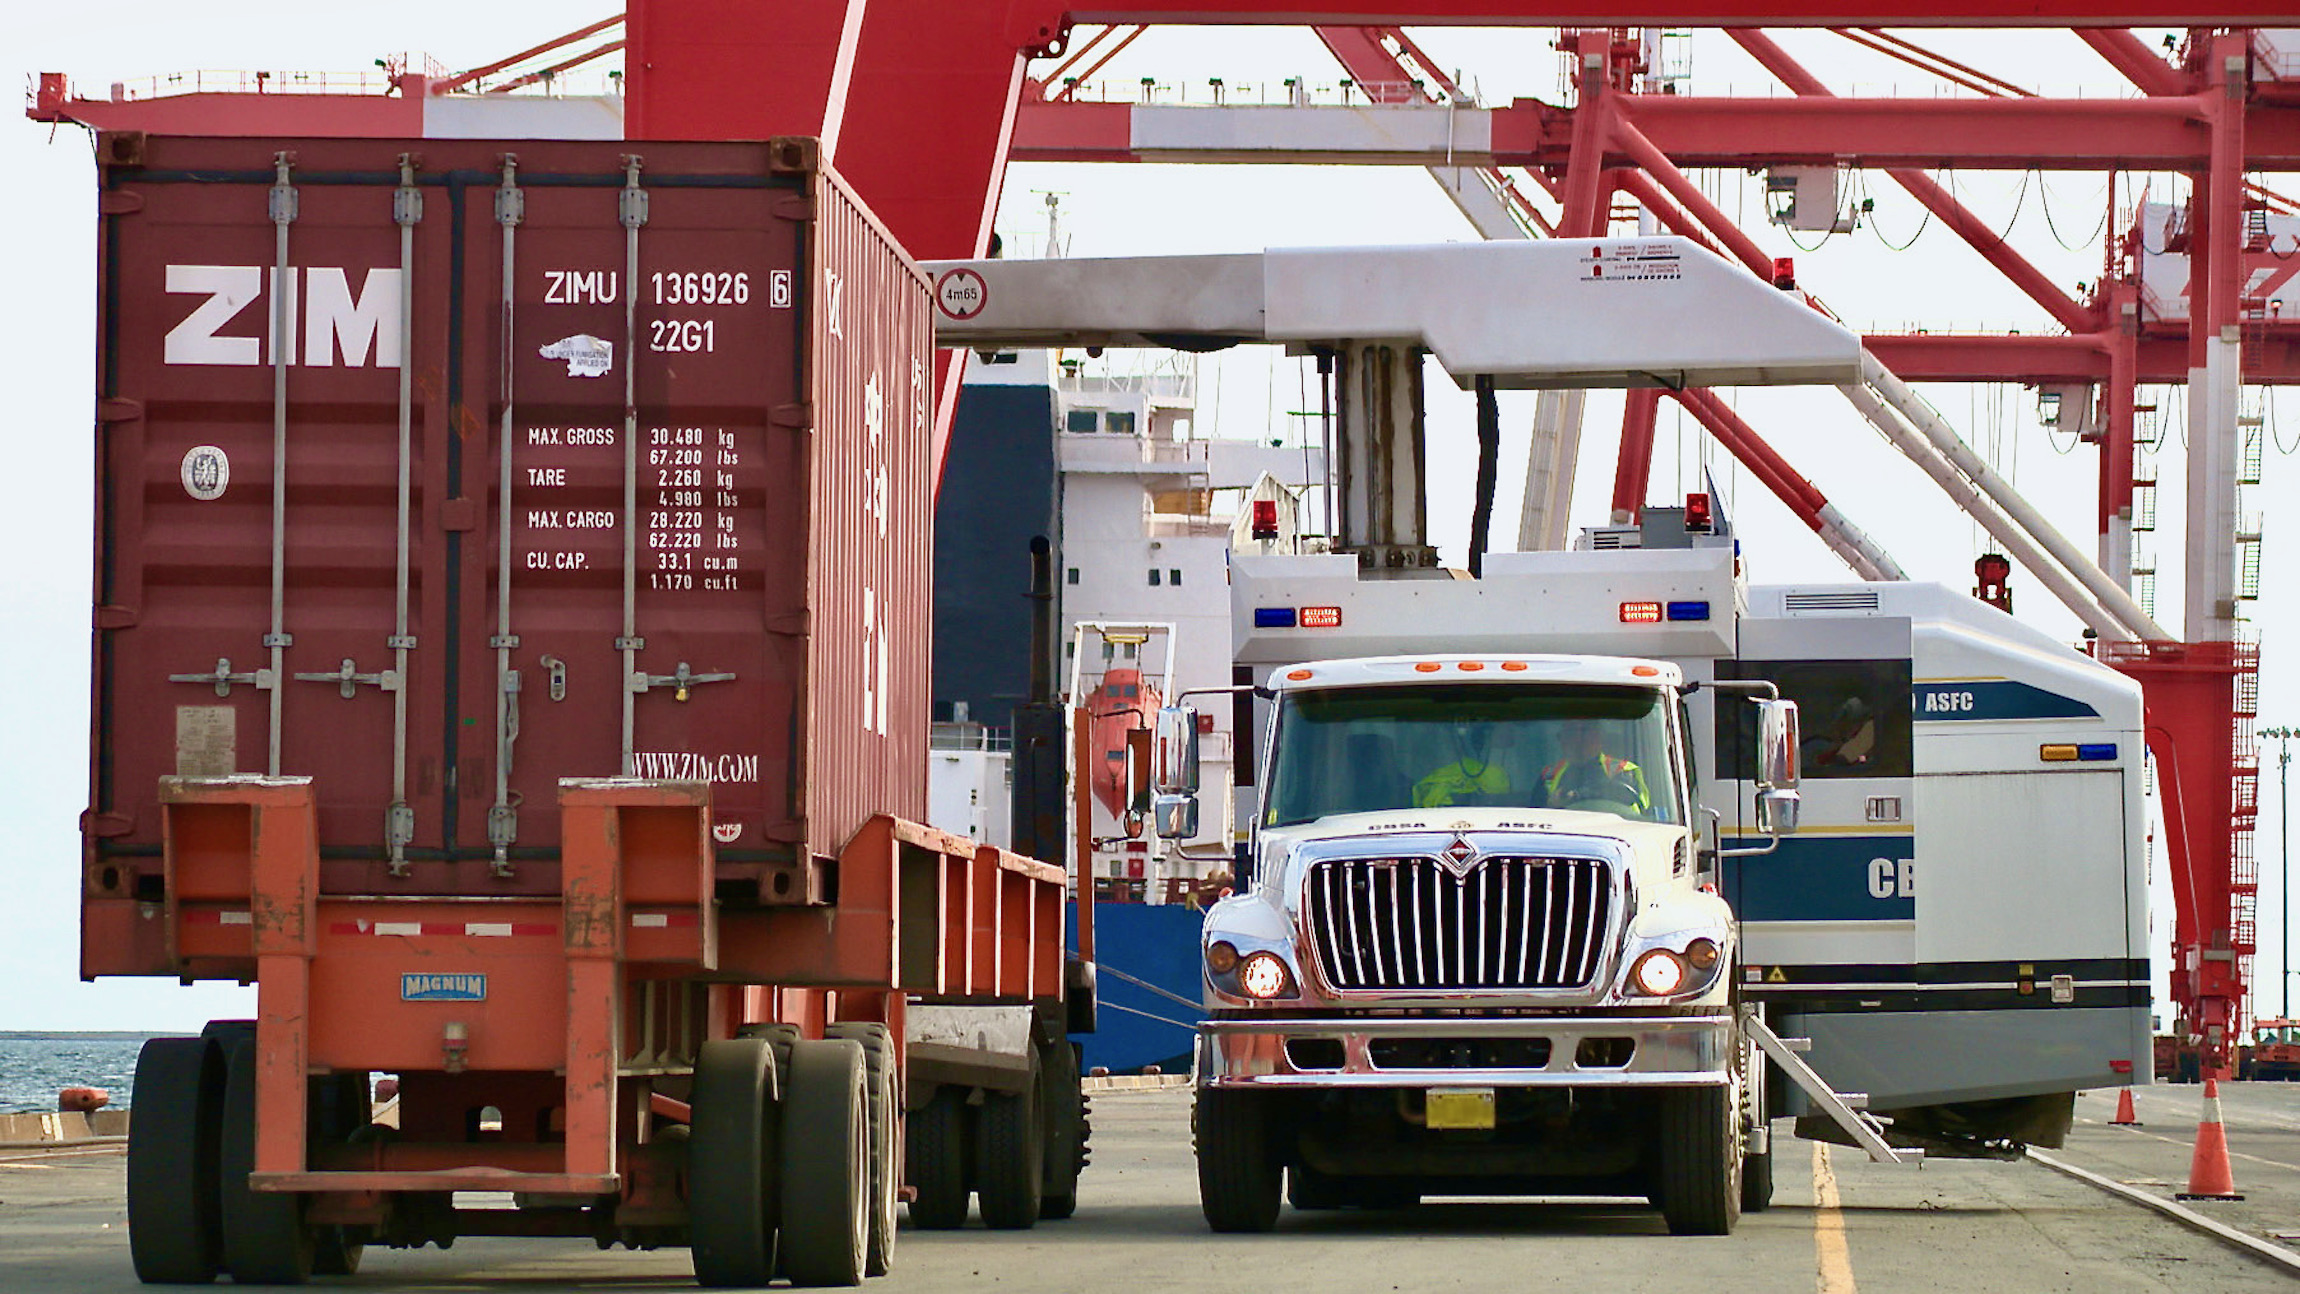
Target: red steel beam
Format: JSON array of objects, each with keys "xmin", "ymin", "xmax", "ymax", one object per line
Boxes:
[
  {"xmin": 435, "ymin": 15, "xmax": 625, "ymax": 93},
  {"xmin": 1610, "ymin": 388, "xmax": 1663, "ymax": 522},
  {"xmin": 626, "ymin": 0, "xmax": 863, "ymax": 145},
  {"xmin": 1008, "ymin": 4, "xmax": 2300, "ymax": 36},
  {"xmin": 1832, "ymin": 27, "xmax": 2037, "ymax": 98},
  {"xmin": 2077, "ymin": 27, "xmax": 2191, "ymax": 97},
  {"xmin": 1725, "ymin": 29, "xmax": 2096, "ymax": 335},
  {"xmin": 1667, "ymin": 387, "xmax": 1831, "ymax": 532},
  {"xmin": 486, "ymin": 41, "xmax": 627, "ymax": 96}
]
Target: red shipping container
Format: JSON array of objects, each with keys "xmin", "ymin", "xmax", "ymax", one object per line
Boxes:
[{"xmin": 83, "ymin": 134, "xmax": 932, "ymax": 975}]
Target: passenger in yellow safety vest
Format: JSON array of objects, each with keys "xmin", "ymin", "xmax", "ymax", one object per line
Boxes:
[
  {"xmin": 1542, "ymin": 720, "xmax": 1652, "ymax": 815},
  {"xmin": 1413, "ymin": 723, "xmax": 1516, "ymax": 809}
]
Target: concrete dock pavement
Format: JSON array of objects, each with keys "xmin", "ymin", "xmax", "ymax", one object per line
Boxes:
[{"xmin": 3, "ymin": 1085, "xmax": 2297, "ymax": 1291}]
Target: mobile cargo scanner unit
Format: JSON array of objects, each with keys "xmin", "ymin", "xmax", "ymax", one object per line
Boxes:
[
  {"xmin": 1153, "ymin": 515, "xmax": 2147, "ymax": 1234},
  {"xmin": 87, "ymin": 134, "xmax": 1087, "ymax": 1289}
]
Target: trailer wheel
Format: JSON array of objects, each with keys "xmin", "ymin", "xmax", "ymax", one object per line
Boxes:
[
  {"xmin": 977, "ymin": 1054, "xmax": 1043, "ymax": 1230},
  {"xmin": 905, "ymin": 1087, "xmax": 972, "ymax": 1230},
  {"xmin": 1655, "ymin": 1082, "xmax": 1742, "ymax": 1237},
  {"xmin": 1196, "ymin": 1089, "xmax": 1282, "ymax": 1233},
  {"xmin": 218, "ymin": 1036, "xmax": 315, "ymax": 1284},
  {"xmin": 127, "ymin": 1037, "xmax": 224, "ymax": 1284},
  {"xmin": 779, "ymin": 1039, "xmax": 869, "ymax": 1287},
  {"xmin": 690, "ymin": 1038, "xmax": 779, "ymax": 1288},
  {"xmin": 1286, "ymin": 1160, "xmax": 1345, "ymax": 1211},
  {"xmin": 305, "ymin": 1073, "xmax": 371, "ymax": 1275},
  {"xmin": 1037, "ymin": 1039, "xmax": 1085, "ymax": 1221},
  {"xmin": 825, "ymin": 1023, "xmax": 898, "ymax": 1276}
]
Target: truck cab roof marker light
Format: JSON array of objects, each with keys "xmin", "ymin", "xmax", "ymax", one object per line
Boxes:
[
  {"xmin": 1414, "ymin": 662, "xmax": 1442, "ymax": 673},
  {"xmin": 1631, "ymin": 665, "xmax": 1661, "ymax": 677},
  {"xmin": 1286, "ymin": 669, "xmax": 1314, "ymax": 681},
  {"xmin": 1501, "ymin": 661, "xmax": 1528, "ymax": 671},
  {"xmin": 1619, "ymin": 601, "xmax": 1662, "ymax": 623},
  {"xmin": 1457, "ymin": 661, "xmax": 1484, "ymax": 671}
]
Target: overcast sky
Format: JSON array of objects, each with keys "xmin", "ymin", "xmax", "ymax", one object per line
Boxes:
[{"xmin": 6, "ymin": 10, "xmax": 2285, "ymax": 1033}]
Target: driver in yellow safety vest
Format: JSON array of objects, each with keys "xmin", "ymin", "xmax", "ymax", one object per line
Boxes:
[{"xmin": 1542, "ymin": 720, "xmax": 1652, "ymax": 815}]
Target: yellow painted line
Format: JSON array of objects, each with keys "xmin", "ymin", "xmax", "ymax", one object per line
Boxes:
[{"xmin": 1814, "ymin": 1143, "xmax": 1856, "ymax": 1294}]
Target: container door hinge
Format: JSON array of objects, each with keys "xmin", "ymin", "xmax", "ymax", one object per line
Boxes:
[
  {"xmin": 771, "ymin": 402, "xmax": 813, "ymax": 429},
  {"xmin": 95, "ymin": 604, "xmax": 139, "ymax": 630},
  {"xmin": 291, "ymin": 658, "xmax": 400, "ymax": 699},
  {"xmin": 98, "ymin": 191, "xmax": 146, "ymax": 217},
  {"xmin": 169, "ymin": 658, "xmax": 274, "ymax": 697},
  {"xmin": 631, "ymin": 663, "xmax": 736, "ymax": 703},
  {"xmin": 80, "ymin": 810, "xmax": 135, "ymax": 838},
  {"xmin": 97, "ymin": 398, "xmax": 144, "ymax": 423}
]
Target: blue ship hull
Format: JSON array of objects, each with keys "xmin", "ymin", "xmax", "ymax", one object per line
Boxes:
[{"xmin": 1067, "ymin": 901, "xmax": 1205, "ymax": 1076}]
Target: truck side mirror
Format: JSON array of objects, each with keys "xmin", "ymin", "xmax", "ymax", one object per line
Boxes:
[
  {"xmin": 1152, "ymin": 705, "xmax": 1202, "ymax": 841},
  {"xmin": 1154, "ymin": 705, "xmax": 1201, "ymax": 795},
  {"xmin": 1755, "ymin": 698, "xmax": 1801, "ymax": 791},
  {"xmin": 1756, "ymin": 788, "xmax": 1800, "ymax": 836}
]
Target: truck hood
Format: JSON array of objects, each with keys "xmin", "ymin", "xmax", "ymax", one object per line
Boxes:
[{"xmin": 1253, "ymin": 808, "xmax": 1687, "ymax": 903}]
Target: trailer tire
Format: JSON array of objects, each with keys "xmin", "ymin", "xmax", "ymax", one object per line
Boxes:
[
  {"xmin": 906, "ymin": 1087, "xmax": 972, "ymax": 1230},
  {"xmin": 1038, "ymin": 1039, "xmax": 1085, "ymax": 1221},
  {"xmin": 127, "ymin": 1037, "xmax": 224, "ymax": 1284},
  {"xmin": 779, "ymin": 1039, "xmax": 870, "ymax": 1287},
  {"xmin": 1196, "ymin": 1089, "xmax": 1282, "ymax": 1233},
  {"xmin": 690, "ymin": 1038, "xmax": 779, "ymax": 1288},
  {"xmin": 1740, "ymin": 1145, "xmax": 1775, "ymax": 1214},
  {"xmin": 825, "ymin": 1023, "xmax": 898, "ymax": 1275},
  {"xmin": 1286, "ymin": 1161, "xmax": 1345, "ymax": 1211},
  {"xmin": 977, "ymin": 1055, "xmax": 1044, "ymax": 1230},
  {"xmin": 306, "ymin": 1073, "xmax": 371, "ymax": 1276},
  {"xmin": 1655, "ymin": 1083, "xmax": 1742, "ymax": 1237},
  {"xmin": 217, "ymin": 1036, "xmax": 315, "ymax": 1284}
]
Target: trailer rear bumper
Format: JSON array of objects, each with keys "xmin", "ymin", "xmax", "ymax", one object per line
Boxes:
[{"xmin": 1197, "ymin": 1013, "xmax": 1732, "ymax": 1089}]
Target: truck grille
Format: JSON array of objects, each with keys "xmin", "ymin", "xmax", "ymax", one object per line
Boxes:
[{"xmin": 1304, "ymin": 856, "xmax": 1611, "ymax": 992}]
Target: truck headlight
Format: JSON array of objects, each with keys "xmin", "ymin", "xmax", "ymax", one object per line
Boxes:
[
  {"xmin": 1238, "ymin": 952, "xmax": 1296, "ymax": 1000},
  {"xmin": 1629, "ymin": 949, "xmax": 1690, "ymax": 997},
  {"xmin": 1206, "ymin": 941, "xmax": 1240, "ymax": 975}
]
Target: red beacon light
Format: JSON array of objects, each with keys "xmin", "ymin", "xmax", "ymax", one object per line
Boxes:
[
  {"xmin": 1771, "ymin": 257, "xmax": 1796, "ymax": 290},
  {"xmin": 1684, "ymin": 492, "xmax": 1712, "ymax": 533},
  {"xmin": 1619, "ymin": 601, "xmax": 1663, "ymax": 624},
  {"xmin": 1250, "ymin": 498, "xmax": 1280, "ymax": 540}
]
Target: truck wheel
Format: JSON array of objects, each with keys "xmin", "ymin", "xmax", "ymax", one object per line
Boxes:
[
  {"xmin": 1655, "ymin": 1083, "xmax": 1742, "ymax": 1237},
  {"xmin": 1740, "ymin": 1145, "xmax": 1775, "ymax": 1214},
  {"xmin": 307, "ymin": 1073, "xmax": 371, "ymax": 1276},
  {"xmin": 128, "ymin": 1037, "xmax": 224, "ymax": 1284},
  {"xmin": 825, "ymin": 1023, "xmax": 898, "ymax": 1276},
  {"xmin": 690, "ymin": 1038, "xmax": 778, "ymax": 1288},
  {"xmin": 218, "ymin": 1036, "xmax": 315, "ymax": 1284},
  {"xmin": 1038, "ymin": 1039, "xmax": 1085, "ymax": 1221},
  {"xmin": 1197, "ymin": 1089, "xmax": 1282, "ymax": 1233},
  {"xmin": 977, "ymin": 1056, "xmax": 1044, "ymax": 1230},
  {"xmin": 905, "ymin": 1087, "xmax": 972, "ymax": 1230},
  {"xmin": 779, "ymin": 1039, "xmax": 870, "ymax": 1287}
]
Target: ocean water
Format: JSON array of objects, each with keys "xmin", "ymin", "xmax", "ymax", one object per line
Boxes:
[{"xmin": 0, "ymin": 1034, "xmax": 153, "ymax": 1114}]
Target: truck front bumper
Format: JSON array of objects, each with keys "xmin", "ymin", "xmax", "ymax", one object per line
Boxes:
[{"xmin": 1198, "ymin": 1014, "xmax": 1732, "ymax": 1090}]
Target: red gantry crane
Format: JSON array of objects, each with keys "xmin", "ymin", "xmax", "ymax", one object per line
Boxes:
[{"xmin": 24, "ymin": 0, "xmax": 2288, "ymax": 1217}]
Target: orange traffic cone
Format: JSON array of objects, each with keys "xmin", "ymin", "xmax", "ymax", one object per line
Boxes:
[
  {"xmin": 2175, "ymin": 1078, "xmax": 2244, "ymax": 1200},
  {"xmin": 2111, "ymin": 1088, "xmax": 2141, "ymax": 1126}
]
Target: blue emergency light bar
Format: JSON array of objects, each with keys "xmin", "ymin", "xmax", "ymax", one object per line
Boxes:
[
  {"xmin": 1253, "ymin": 607, "xmax": 1296, "ymax": 629},
  {"xmin": 1666, "ymin": 601, "xmax": 1711, "ymax": 622}
]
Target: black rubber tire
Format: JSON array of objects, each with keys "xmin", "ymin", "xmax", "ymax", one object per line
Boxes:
[
  {"xmin": 1656, "ymin": 1084, "xmax": 1742, "ymax": 1237},
  {"xmin": 825, "ymin": 1023, "xmax": 898, "ymax": 1277},
  {"xmin": 1037, "ymin": 1039, "xmax": 1085, "ymax": 1221},
  {"xmin": 1196, "ymin": 1089, "xmax": 1282, "ymax": 1233},
  {"xmin": 905, "ymin": 1087, "xmax": 972, "ymax": 1230},
  {"xmin": 218, "ymin": 1036, "xmax": 315, "ymax": 1284},
  {"xmin": 977, "ymin": 1052, "xmax": 1044, "ymax": 1231},
  {"xmin": 779, "ymin": 1039, "xmax": 870, "ymax": 1287},
  {"xmin": 127, "ymin": 1036, "xmax": 224, "ymax": 1284},
  {"xmin": 307, "ymin": 1072, "xmax": 370, "ymax": 1276},
  {"xmin": 736, "ymin": 1022, "xmax": 801, "ymax": 1093},
  {"xmin": 690, "ymin": 1038, "xmax": 778, "ymax": 1288},
  {"xmin": 1741, "ymin": 1145, "xmax": 1775, "ymax": 1214}
]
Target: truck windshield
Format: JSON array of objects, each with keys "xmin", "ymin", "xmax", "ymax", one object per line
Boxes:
[{"xmin": 1263, "ymin": 683, "xmax": 1680, "ymax": 826}]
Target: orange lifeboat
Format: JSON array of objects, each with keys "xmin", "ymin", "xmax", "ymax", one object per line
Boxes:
[{"xmin": 59, "ymin": 1086, "xmax": 110, "ymax": 1113}]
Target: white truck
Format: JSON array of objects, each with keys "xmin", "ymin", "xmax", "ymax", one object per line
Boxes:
[{"xmin": 1153, "ymin": 509, "xmax": 2148, "ymax": 1235}]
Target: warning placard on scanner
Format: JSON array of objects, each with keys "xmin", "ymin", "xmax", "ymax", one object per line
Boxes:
[{"xmin": 1581, "ymin": 243, "xmax": 1684, "ymax": 282}]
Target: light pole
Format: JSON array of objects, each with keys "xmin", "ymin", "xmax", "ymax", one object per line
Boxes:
[{"xmin": 2263, "ymin": 726, "xmax": 2298, "ymax": 1022}]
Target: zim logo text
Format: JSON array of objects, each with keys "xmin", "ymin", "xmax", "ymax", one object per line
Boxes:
[{"xmin": 165, "ymin": 265, "xmax": 402, "ymax": 368}]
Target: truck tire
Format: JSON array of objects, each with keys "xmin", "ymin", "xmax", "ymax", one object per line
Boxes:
[
  {"xmin": 1740, "ymin": 1145, "xmax": 1775, "ymax": 1214},
  {"xmin": 1655, "ymin": 1083, "xmax": 1742, "ymax": 1237},
  {"xmin": 977, "ymin": 1055, "xmax": 1043, "ymax": 1230},
  {"xmin": 778, "ymin": 1039, "xmax": 870, "ymax": 1287},
  {"xmin": 217, "ymin": 1036, "xmax": 315, "ymax": 1284},
  {"xmin": 1286, "ymin": 1161, "xmax": 1345, "ymax": 1211},
  {"xmin": 127, "ymin": 1036, "xmax": 224, "ymax": 1284},
  {"xmin": 307, "ymin": 1073, "xmax": 371, "ymax": 1276},
  {"xmin": 690, "ymin": 1038, "xmax": 778, "ymax": 1288},
  {"xmin": 1038, "ymin": 1039, "xmax": 1085, "ymax": 1221},
  {"xmin": 825, "ymin": 1023, "xmax": 898, "ymax": 1276},
  {"xmin": 905, "ymin": 1087, "xmax": 972, "ymax": 1230},
  {"xmin": 1196, "ymin": 1089, "xmax": 1282, "ymax": 1233}
]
